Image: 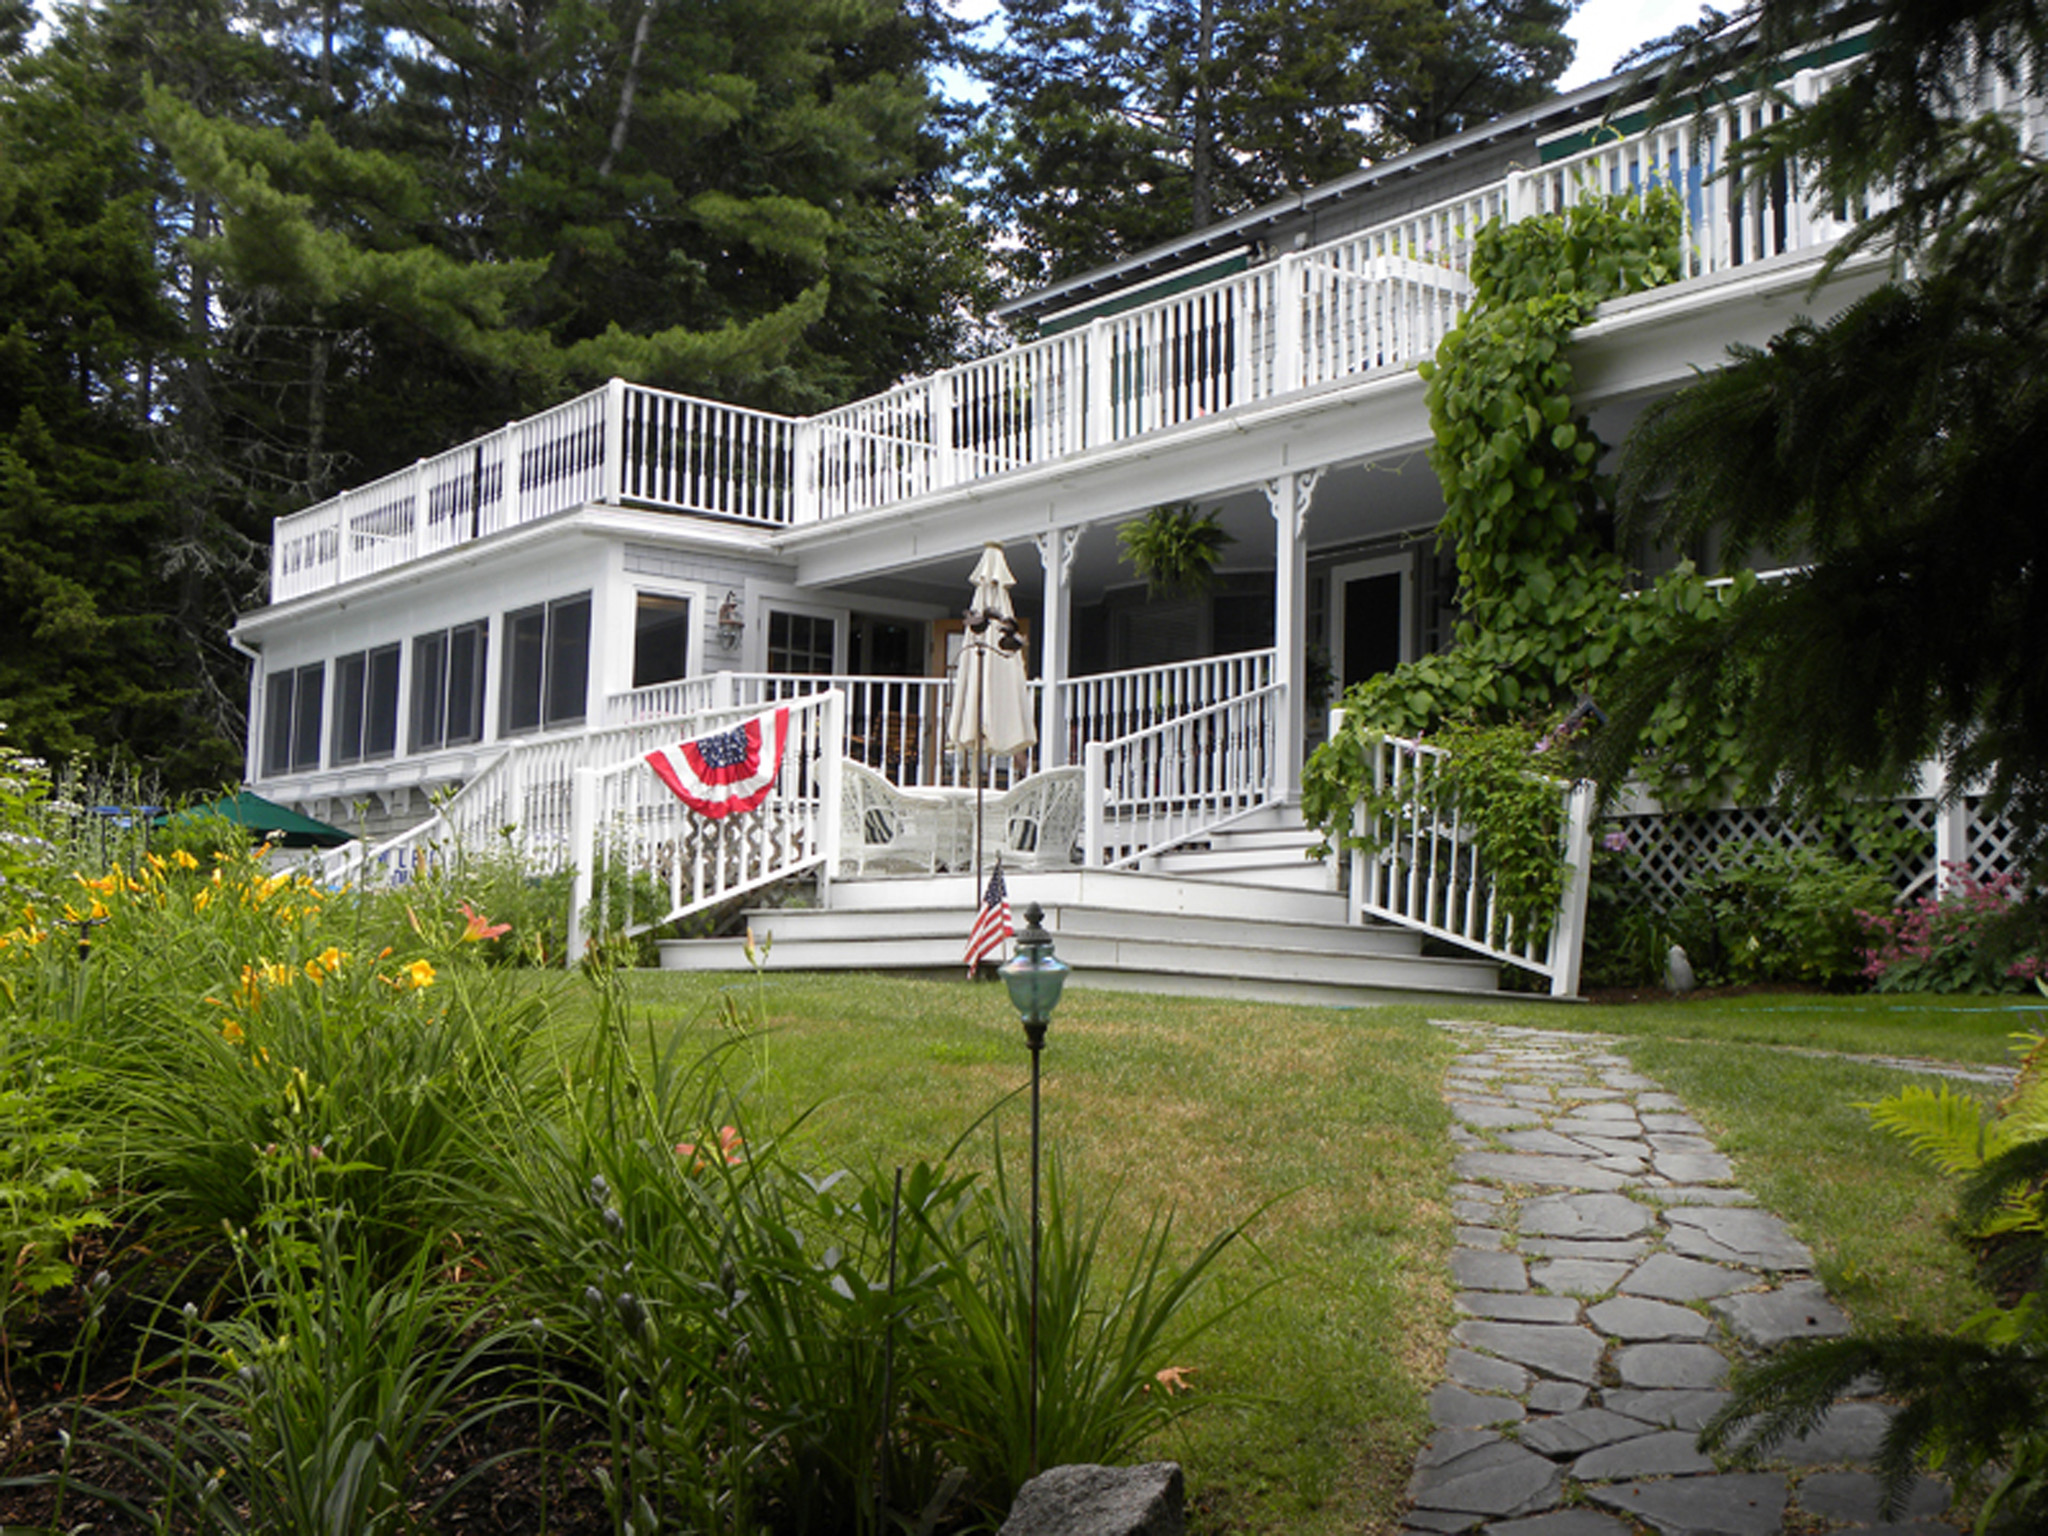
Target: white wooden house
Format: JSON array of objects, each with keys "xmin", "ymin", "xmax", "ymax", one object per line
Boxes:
[{"xmin": 232, "ymin": 31, "xmax": 1949, "ymax": 999}]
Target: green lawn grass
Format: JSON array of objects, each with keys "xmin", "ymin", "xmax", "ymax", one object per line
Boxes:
[
  {"xmin": 547, "ymin": 974, "xmax": 2017, "ymax": 1534},
  {"xmin": 1496, "ymin": 991, "xmax": 2041, "ymax": 1064},
  {"xmin": 588, "ymin": 972, "xmax": 1462, "ymax": 1534}
]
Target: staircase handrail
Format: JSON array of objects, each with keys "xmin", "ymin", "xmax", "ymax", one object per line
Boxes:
[
  {"xmin": 315, "ymin": 748, "xmax": 517, "ymax": 888},
  {"xmin": 566, "ymin": 692, "xmax": 844, "ymax": 961},
  {"xmin": 1082, "ymin": 681, "xmax": 1280, "ymax": 870},
  {"xmin": 1347, "ymin": 731, "xmax": 1593, "ymax": 997}
]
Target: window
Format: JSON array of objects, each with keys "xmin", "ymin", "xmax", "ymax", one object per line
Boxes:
[
  {"xmin": 767, "ymin": 610, "xmax": 835, "ymax": 675},
  {"xmin": 411, "ymin": 621, "xmax": 488, "ymax": 752},
  {"xmin": 331, "ymin": 645, "xmax": 400, "ymax": 766},
  {"xmin": 632, "ymin": 592, "xmax": 693, "ymax": 689},
  {"xmin": 262, "ymin": 663, "xmax": 325, "ymax": 775},
  {"xmin": 502, "ymin": 593, "xmax": 591, "ymax": 734}
]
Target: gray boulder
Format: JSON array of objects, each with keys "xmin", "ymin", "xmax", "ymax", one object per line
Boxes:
[{"xmin": 999, "ymin": 1462, "xmax": 1186, "ymax": 1536}]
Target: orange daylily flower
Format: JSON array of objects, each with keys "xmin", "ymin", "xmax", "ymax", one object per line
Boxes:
[
  {"xmin": 675, "ymin": 1125, "xmax": 745, "ymax": 1170},
  {"xmin": 458, "ymin": 902, "xmax": 511, "ymax": 943}
]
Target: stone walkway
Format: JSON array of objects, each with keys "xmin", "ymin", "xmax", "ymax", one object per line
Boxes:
[{"xmin": 1400, "ymin": 1023, "xmax": 1960, "ymax": 1536}]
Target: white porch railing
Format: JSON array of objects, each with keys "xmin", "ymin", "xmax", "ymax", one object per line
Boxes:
[
  {"xmin": 272, "ymin": 382, "xmax": 803, "ymax": 600},
  {"xmin": 1083, "ymin": 682, "xmax": 1280, "ymax": 869},
  {"xmin": 319, "ymin": 709, "xmax": 806, "ymax": 890},
  {"xmin": 1348, "ymin": 733, "xmax": 1595, "ymax": 997},
  {"xmin": 602, "ymin": 648, "xmax": 1279, "ymax": 790},
  {"xmin": 268, "ymin": 70, "xmax": 1886, "ymax": 602},
  {"xmin": 567, "ymin": 692, "xmax": 842, "ymax": 962},
  {"xmin": 609, "ymin": 673, "xmax": 982, "ymax": 786},
  {"xmin": 1057, "ymin": 649, "xmax": 1274, "ymax": 755},
  {"xmin": 731, "ymin": 673, "xmax": 1025, "ymax": 789}
]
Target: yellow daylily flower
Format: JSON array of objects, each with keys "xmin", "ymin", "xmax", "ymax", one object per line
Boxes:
[{"xmin": 390, "ymin": 958, "xmax": 436, "ymax": 991}]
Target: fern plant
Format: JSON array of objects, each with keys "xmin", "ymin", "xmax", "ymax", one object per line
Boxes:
[
  {"xmin": 1702, "ymin": 1029, "xmax": 2048, "ymax": 1532},
  {"xmin": 1116, "ymin": 503, "xmax": 1233, "ymax": 598}
]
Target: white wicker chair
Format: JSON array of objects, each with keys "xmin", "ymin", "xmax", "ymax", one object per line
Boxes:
[
  {"xmin": 838, "ymin": 761, "xmax": 951, "ymax": 875},
  {"xmin": 988, "ymin": 767, "xmax": 1088, "ymax": 869}
]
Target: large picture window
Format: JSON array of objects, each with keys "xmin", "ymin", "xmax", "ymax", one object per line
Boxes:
[
  {"xmin": 632, "ymin": 592, "xmax": 693, "ymax": 689},
  {"xmin": 411, "ymin": 621, "xmax": 488, "ymax": 752},
  {"xmin": 502, "ymin": 593, "xmax": 591, "ymax": 734},
  {"xmin": 332, "ymin": 644, "xmax": 400, "ymax": 766},
  {"xmin": 262, "ymin": 662, "xmax": 325, "ymax": 775}
]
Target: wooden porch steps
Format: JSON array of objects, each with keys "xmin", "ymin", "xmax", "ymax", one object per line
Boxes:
[{"xmin": 655, "ymin": 863, "xmax": 1502, "ymax": 1005}]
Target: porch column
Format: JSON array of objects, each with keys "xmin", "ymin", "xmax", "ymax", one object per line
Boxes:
[
  {"xmin": 1035, "ymin": 528, "xmax": 1081, "ymax": 768},
  {"xmin": 1264, "ymin": 469, "xmax": 1321, "ymax": 800}
]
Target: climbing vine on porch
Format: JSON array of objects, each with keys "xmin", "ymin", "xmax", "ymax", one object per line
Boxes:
[
  {"xmin": 1302, "ymin": 186, "xmax": 1754, "ymax": 888},
  {"xmin": 1428, "ymin": 187, "xmax": 1680, "ymax": 616}
]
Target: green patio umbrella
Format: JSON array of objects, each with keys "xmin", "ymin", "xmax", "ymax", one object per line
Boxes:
[{"xmin": 157, "ymin": 791, "xmax": 353, "ymax": 849}]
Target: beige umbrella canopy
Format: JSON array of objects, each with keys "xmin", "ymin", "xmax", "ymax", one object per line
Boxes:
[
  {"xmin": 949, "ymin": 544, "xmax": 1036, "ymax": 881},
  {"xmin": 948, "ymin": 543, "xmax": 1037, "ymax": 758}
]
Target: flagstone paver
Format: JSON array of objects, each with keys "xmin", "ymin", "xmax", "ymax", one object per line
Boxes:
[{"xmin": 1397, "ymin": 1023, "xmax": 1966, "ymax": 1536}]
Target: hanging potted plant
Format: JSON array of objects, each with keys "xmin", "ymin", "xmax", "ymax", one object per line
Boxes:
[{"xmin": 1117, "ymin": 502, "xmax": 1234, "ymax": 599}]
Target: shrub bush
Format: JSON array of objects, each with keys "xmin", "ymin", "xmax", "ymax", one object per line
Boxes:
[
  {"xmin": 1859, "ymin": 866, "xmax": 2048, "ymax": 993},
  {"xmin": 1588, "ymin": 840, "xmax": 1890, "ymax": 989},
  {"xmin": 1674, "ymin": 847, "xmax": 1892, "ymax": 989},
  {"xmin": 471, "ymin": 988, "xmax": 1254, "ymax": 1533},
  {"xmin": 3, "ymin": 806, "xmax": 1262, "ymax": 1533}
]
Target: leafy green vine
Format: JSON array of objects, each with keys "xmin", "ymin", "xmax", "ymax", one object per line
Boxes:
[
  {"xmin": 1303, "ymin": 186, "xmax": 1731, "ymax": 907},
  {"xmin": 1360, "ymin": 720, "xmax": 1578, "ymax": 940},
  {"xmin": 1428, "ymin": 187, "xmax": 1680, "ymax": 617},
  {"xmin": 1302, "ymin": 186, "xmax": 1959, "ymax": 962}
]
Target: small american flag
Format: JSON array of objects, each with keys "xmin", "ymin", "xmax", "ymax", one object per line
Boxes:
[{"xmin": 964, "ymin": 863, "xmax": 1011, "ymax": 973}]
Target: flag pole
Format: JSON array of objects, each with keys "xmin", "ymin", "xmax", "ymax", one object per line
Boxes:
[{"xmin": 973, "ymin": 609, "xmax": 987, "ymax": 897}]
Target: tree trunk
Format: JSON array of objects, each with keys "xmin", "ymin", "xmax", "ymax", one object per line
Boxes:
[
  {"xmin": 519, "ymin": 0, "xmax": 657, "ymax": 325},
  {"xmin": 599, "ymin": 0, "xmax": 657, "ymax": 180},
  {"xmin": 1190, "ymin": 0, "xmax": 1214, "ymax": 229}
]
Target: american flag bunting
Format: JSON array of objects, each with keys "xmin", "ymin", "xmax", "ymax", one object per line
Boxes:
[{"xmin": 644, "ymin": 707, "xmax": 791, "ymax": 820}]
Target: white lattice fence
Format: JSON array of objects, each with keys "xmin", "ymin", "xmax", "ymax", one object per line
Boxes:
[
  {"xmin": 1964, "ymin": 797, "xmax": 2026, "ymax": 880},
  {"xmin": 1599, "ymin": 792, "xmax": 2020, "ymax": 911}
]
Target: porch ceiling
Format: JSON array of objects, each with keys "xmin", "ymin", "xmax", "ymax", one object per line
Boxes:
[{"xmin": 809, "ymin": 452, "xmax": 1451, "ymax": 615}]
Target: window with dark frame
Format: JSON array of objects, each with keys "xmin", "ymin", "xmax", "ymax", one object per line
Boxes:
[
  {"xmin": 332, "ymin": 644, "xmax": 400, "ymax": 766},
  {"xmin": 410, "ymin": 621, "xmax": 488, "ymax": 752},
  {"xmin": 632, "ymin": 592, "xmax": 693, "ymax": 689},
  {"xmin": 502, "ymin": 594, "xmax": 592, "ymax": 734},
  {"xmin": 262, "ymin": 662, "xmax": 325, "ymax": 776},
  {"xmin": 766, "ymin": 610, "xmax": 835, "ymax": 675}
]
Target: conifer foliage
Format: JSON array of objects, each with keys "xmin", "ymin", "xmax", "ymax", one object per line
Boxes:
[
  {"xmin": 966, "ymin": 0, "xmax": 1575, "ymax": 289},
  {"xmin": 1598, "ymin": 0, "xmax": 2048, "ymax": 872},
  {"xmin": 0, "ymin": 0, "xmax": 984, "ymax": 781}
]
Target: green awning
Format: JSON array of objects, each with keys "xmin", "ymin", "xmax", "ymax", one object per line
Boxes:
[{"xmin": 157, "ymin": 791, "xmax": 354, "ymax": 849}]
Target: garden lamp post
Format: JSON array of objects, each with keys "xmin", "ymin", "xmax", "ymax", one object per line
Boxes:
[{"xmin": 1000, "ymin": 902, "xmax": 1068, "ymax": 1478}]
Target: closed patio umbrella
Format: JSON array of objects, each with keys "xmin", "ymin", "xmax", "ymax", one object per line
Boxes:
[{"xmin": 948, "ymin": 543, "xmax": 1037, "ymax": 880}]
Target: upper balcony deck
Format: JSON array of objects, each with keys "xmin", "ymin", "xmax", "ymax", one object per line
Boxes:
[{"xmin": 267, "ymin": 63, "xmax": 1878, "ymax": 605}]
